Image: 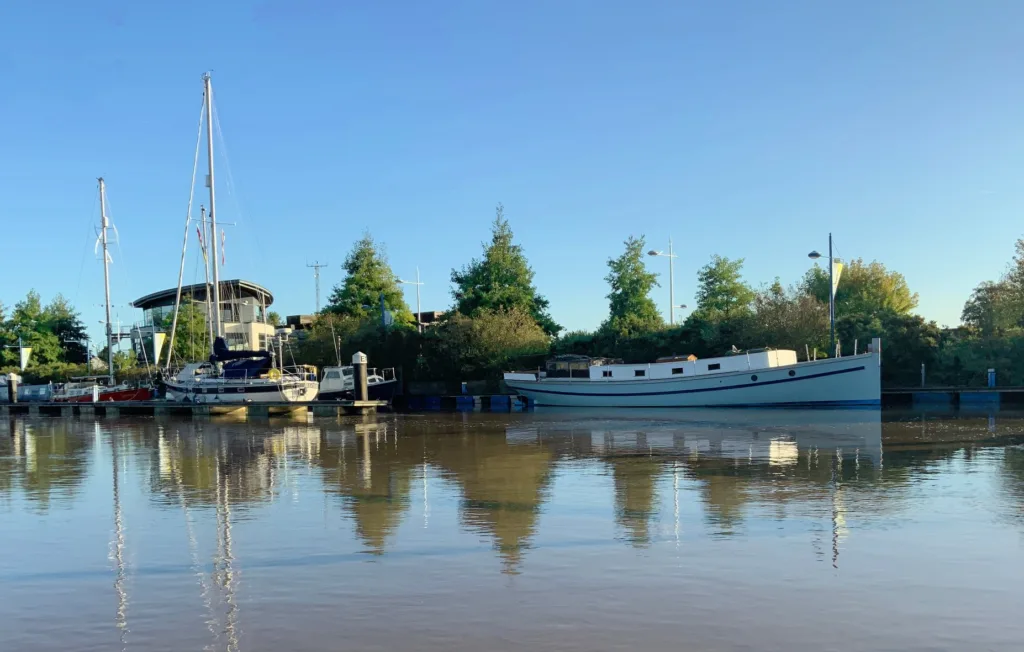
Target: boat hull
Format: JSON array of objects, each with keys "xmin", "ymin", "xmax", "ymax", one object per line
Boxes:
[
  {"xmin": 318, "ymin": 379, "xmax": 398, "ymax": 402},
  {"xmin": 164, "ymin": 379, "xmax": 319, "ymax": 403},
  {"xmin": 505, "ymin": 353, "xmax": 880, "ymax": 408},
  {"xmin": 54, "ymin": 387, "xmax": 154, "ymax": 403}
]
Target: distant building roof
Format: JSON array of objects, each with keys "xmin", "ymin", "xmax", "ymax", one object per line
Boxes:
[{"xmin": 132, "ymin": 280, "xmax": 273, "ymax": 310}]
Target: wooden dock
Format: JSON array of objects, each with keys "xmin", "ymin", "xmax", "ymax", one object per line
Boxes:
[{"xmin": 0, "ymin": 399, "xmax": 387, "ymax": 420}]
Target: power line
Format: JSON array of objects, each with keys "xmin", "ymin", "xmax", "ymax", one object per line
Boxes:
[{"xmin": 306, "ymin": 261, "xmax": 329, "ymax": 313}]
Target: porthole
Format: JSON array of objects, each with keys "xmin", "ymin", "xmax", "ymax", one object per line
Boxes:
[
  {"xmin": 788, "ymin": 370, "xmax": 796, "ymax": 377},
  {"xmin": 751, "ymin": 375, "xmax": 758, "ymax": 381}
]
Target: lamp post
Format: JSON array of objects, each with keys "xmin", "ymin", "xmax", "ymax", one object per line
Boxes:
[
  {"xmin": 397, "ymin": 267, "xmax": 425, "ymax": 333},
  {"xmin": 648, "ymin": 238, "xmax": 678, "ymax": 325},
  {"xmin": 674, "ymin": 304, "xmax": 688, "ymax": 323},
  {"xmin": 808, "ymin": 233, "xmax": 836, "ymax": 356}
]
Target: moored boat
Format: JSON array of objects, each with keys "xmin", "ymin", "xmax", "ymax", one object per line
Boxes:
[
  {"xmin": 503, "ymin": 339, "xmax": 881, "ymax": 408},
  {"xmin": 318, "ymin": 365, "xmax": 398, "ymax": 402},
  {"xmin": 163, "ymin": 337, "xmax": 318, "ymax": 403},
  {"xmin": 52, "ymin": 378, "xmax": 153, "ymax": 403}
]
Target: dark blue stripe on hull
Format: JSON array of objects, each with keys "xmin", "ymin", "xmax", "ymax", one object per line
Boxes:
[{"xmin": 509, "ymin": 365, "xmax": 868, "ymax": 397}]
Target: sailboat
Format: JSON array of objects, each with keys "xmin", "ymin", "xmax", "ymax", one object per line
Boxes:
[
  {"xmin": 162, "ymin": 73, "xmax": 318, "ymax": 404},
  {"xmin": 53, "ymin": 179, "xmax": 153, "ymax": 403}
]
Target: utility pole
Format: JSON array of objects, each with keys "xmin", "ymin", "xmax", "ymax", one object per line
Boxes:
[{"xmin": 307, "ymin": 261, "xmax": 329, "ymax": 313}]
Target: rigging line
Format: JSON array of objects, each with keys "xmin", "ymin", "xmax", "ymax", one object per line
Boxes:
[
  {"xmin": 211, "ymin": 101, "xmax": 268, "ymax": 268},
  {"xmin": 166, "ymin": 95, "xmax": 208, "ymax": 370},
  {"xmin": 73, "ymin": 191, "xmax": 100, "ymax": 307}
]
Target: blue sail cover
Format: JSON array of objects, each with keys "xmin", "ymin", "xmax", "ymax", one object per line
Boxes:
[{"xmin": 209, "ymin": 337, "xmax": 273, "ymax": 379}]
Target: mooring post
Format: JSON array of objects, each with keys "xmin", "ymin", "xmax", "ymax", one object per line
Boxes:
[
  {"xmin": 352, "ymin": 351, "xmax": 369, "ymax": 402},
  {"xmin": 7, "ymin": 374, "xmax": 18, "ymax": 404}
]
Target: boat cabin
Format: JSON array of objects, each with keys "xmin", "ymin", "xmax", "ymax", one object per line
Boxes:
[{"xmin": 507, "ymin": 349, "xmax": 799, "ymax": 382}]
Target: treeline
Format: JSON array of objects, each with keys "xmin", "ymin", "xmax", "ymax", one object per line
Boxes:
[
  {"xmin": 0, "ymin": 291, "xmax": 92, "ymax": 382},
  {"xmin": 9, "ymin": 203, "xmax": 1024, "ymax": 389},
  {"xmin": 297, "ymin": 204, "xmax": 1024, "ymax": 389}
]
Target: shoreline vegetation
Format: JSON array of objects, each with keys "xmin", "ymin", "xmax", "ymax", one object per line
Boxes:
[{"xmin": 5, "ymin": 205, "xmax": 1024, "ymax": 390}]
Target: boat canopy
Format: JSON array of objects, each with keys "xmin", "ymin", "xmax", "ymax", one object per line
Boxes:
[{"xmin": 209, "ymin": 337, "xmax": 273, "ymax": 379}]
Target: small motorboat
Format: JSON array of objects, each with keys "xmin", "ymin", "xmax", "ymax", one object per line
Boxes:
[{"xmin": 318, "ymin": 365, "xmax": 398, "ymax": 402}]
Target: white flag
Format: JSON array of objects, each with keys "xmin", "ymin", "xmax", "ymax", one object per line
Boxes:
[{"xmin": 19, "ymin": 347, "xmax": 32, "ymax": 371}]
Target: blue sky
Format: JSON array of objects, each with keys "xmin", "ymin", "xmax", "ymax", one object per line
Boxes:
[{"xmin": 2, "ymin": 1, "xmax": 1023, "ymax": 344}]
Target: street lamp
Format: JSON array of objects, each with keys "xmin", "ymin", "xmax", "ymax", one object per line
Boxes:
[
  {"xmin": 648, "ymin": 238, "xmax": 678, "ymax": 325},
  {"xmin": 674, "ymin": 304, "xmax": 688, "ymax": 322},
  {"xmin": 808, "ymin": 232, "xmax": 837, "ymax": 356},
  {"xmin": 397, "ymin": 267, "xmax": 425, "ymax": 333}
]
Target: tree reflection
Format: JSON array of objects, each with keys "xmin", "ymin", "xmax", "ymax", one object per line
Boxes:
[
  {"xmin": 0, "ymin": 419, "xmax": 92, "ymax": 511},
  {"xmin": 429, "ymin": 431, "xmax": 554, "ymax": 573}
]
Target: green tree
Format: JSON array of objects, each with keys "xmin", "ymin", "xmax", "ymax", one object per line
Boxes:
[
  {"xmin": 324, "ymin": 233, "xmax": 412, "ymax": 324},
  {"xmin": 42, "ymin": 294, "xmax": 88, "ymax": 363},
  {"xmin": 961, "ymin": 281, "xmax": 1018, "ymax": 335},
  {"xmin": 451, "ymin": 204, "xmax": 560, "ymax": 336},
  {"xmin": 163, "ymin": 298, "xmax": 211, "ymax": 364},
  {"xmin": 7, "ymin": 290, "xmax": 61, "ymax": 367},
  {"xmin": 747, "ymin": 280, "xmax": 829, "ymax": 353},
  {"xmin": 422, "ymin": 307, "xmax": 549, "ymax": 381},
  {"xmin": 802, "ymin": 258, "xmax": 918, "ymax": 317},
  {"xmin": 267, "ymin": 311, "xmax": 282, "ymax": 327},
  {"xmin": 602, "ymin": 235, "xmax": 663, "ymax": 337},
  {"xmin": 694, "ymin": 256, "xmax": 755, "ymax": 320}
]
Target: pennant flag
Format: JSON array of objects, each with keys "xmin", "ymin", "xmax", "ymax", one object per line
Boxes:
[
  {"xmin": 19, "ymin": 347, "xmax": 32, "ymax": 371},
  {"xmin": 153, "ymin": 333, "xmax": 167, "ymax": 366},
  {"xmin": 221, "ymin": 229, "xmax": 226, "ymax": 266},
  {"xmin": 831, "ymin": 261, "xmax": 844, "ymax": 297},
  {"xmin": 196, "ymin": 226, "xmax": 208, "ymax": 262}
]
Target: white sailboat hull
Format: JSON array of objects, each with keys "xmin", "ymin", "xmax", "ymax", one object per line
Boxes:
[
  {"xmin": 505, "ymin": 353, "xmax": 880, "ymax": 408},
  {"xmin": 164, "ymin": 379, "xmax": 319, "ymax": 403}
]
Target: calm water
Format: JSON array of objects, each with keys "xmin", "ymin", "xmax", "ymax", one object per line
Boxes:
[{"xmin": 2, "ymin": 409, "xmax": 1023, "ymax": 652}]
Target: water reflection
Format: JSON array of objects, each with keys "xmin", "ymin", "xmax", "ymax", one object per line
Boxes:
[{"xmin": 5, "ymin": 410, "xmax": 1024, "ymax": 650}]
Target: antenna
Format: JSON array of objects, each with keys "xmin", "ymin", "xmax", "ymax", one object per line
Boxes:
[{"xmin": 307, "ymin": 260, "xmax": 329, "ymax": 312}]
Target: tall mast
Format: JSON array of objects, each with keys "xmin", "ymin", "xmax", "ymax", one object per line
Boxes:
[
  {"xmin": 203, "ymin": 72, "xmax": 222, "ymax": 341},
  {"xmin": 98, "ymin": 178, "xmax": 115, "ymax": 385}
]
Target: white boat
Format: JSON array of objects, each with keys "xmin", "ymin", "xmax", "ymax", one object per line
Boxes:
[
  {"xmin": 503, "ymin": 339, "xmax": 881, "ymax": 408},
  {"xmin": 163, "ymin": 344, "xmax": 319, "ymax": 403},
  {"xmin": 318, "ymin": 365, "xmax": 398, "ymax": 402}
]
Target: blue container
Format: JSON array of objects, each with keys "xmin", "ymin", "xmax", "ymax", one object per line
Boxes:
[
  {"xmin": 490, "ymin": 395, "xmax": 511, "ymax": 411},
  {"xmin": 424, "ymin": 396, "xmax": 442, "ymax": 411},
  {"xmin": 988, "ymin": 369, "xmax": 996, "ymax": 388},
  {"xmin": 455, "ymin": 396, "xmax": 475, "ymax": 411}
]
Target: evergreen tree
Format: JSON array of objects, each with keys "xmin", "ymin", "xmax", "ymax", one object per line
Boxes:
[
  {"xmin": 451, "ymin": 204, "xmax": 560, "ymax": 336},
  {"xmin": 324, "ymin": 233, "xmax": 412, "ymax": 324},
  {"xmin": 43, "ymin": 294, "xmax": 88, "ymax": 363},
  {"xmin": 8, "ymin": 290, "xmax": 62, "ymax": 367},
  {"xmin": 602, "ymin": 235, "xmax": 663, "ymax": 336},
  {"xmin": 694, "ymin": 255, "xmax": 755, "ymax": 320}
]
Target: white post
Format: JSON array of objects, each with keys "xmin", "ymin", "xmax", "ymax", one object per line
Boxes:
[
  {"xmin": 98, "ymin": 178, "xmax": 115, "ymax": 386},
  {"xmin": 203, "ymin": 72, "xmax": 222, "ymax": 340}
]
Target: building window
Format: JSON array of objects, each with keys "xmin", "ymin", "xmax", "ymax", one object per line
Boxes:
[
  {"xmin": 708, "ymin": 363, "xmax": 721, "ymax": 371},
  {"xmin": 634, "ymin": 370, "xmax": 645, "ymax": 377},
  {"xmin": 672, "ymin": 367, "xmax": 683, "ymax": 375},
  {"xmin": 602, "ymin": 370, "xmax": 612, "ymax": 378}
]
